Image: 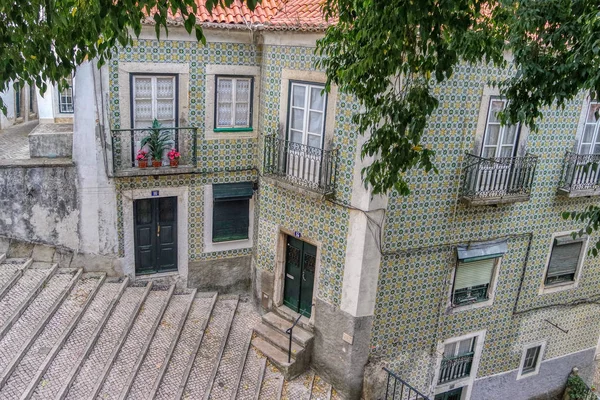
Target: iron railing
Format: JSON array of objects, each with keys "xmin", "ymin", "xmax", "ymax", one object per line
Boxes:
[
  {"xmin": 461, "ymin": 153, "xmax": 538, "ymax": 201},
  {"xmin": 110, "ymin": 127, "xmax": 197, "ymax": 174},
  {"xmin": 285, "ymin": 315, "xmax": 302, "ymax": 363},
  {"xmin": 264, "ymin": 135, "xmax": 338, "ymax": 195},
  {"xmin": 559, "ymin": 151, "xmax": 600, "ymax": 193},
  {"xmin": 452, "ymin": 284, "xmax": 489, "ymax": 305},
  {"xmin": 383, "ymin": 368, "xmax": 430, "ymax": 400},
  {"xmin": 438, "ymin": 353, "xmax": 474, "ymax": 384}
]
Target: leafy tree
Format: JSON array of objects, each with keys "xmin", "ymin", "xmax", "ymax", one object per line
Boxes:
[
  {"xmin": 0, "ymin": 0, "xmax": 252, "ymax": 108},
  {"xmin": 317, "ymin": 0, "xmax": 600, "ymax": 195}
]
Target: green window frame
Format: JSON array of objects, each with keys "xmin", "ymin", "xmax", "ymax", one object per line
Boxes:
[{"xmin": 212, "ymin": 182, "xmax": 253, "ymax": 243}]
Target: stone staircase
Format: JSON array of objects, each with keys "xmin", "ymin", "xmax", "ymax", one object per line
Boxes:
[
  {"xmin": 252, "ymin": 310, "xmax": 315, "ymax": 380},
  {"xmin": 0, "ymin": 240, "xmax": 338, "ymax": 399}
]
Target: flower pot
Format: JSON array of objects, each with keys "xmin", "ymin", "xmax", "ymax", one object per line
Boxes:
[
  {"xmin": 152, "ymin": 160, "xmax": 162, "ymax": 168},
  {"xmin": 170, "ymin": 159, "xmax": 179, "ymax": 168},
  {"xmin": 138, "ymin": 160, "xmax": 148, "ymax": 168}
]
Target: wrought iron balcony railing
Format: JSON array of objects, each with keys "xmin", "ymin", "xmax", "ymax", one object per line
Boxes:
[
  {"xmin": 460, "ymin": 153, "xmax": 538, "ymax": 205},
  {"xmin": 111, "ymin": 127, "xmax": 197, "ymax": 176},
  {"xmin": 558, "ymin": 151, "xmax": 600, "ymax": 196},
  {"xmin": 438, "ymin": 353, "xmax": 474, "ymax": 384},
  {"xmin": 383, "ymin": 368, "xmax": 430, "ymax": 400},
  {"xmin": 263, "ymin": 135, "xmax": 338, "ymax": 195}
]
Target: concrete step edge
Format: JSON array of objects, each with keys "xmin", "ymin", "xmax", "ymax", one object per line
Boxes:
[
  {"xmin": 253, "ymin": 323, "xmax": 305, "ymax": 356},
  {"xmin": 0, "ymin": 263, "xmax": 59, "ymax": 340},
  {"xmin": 0, "ymin": 258, "xmax": 32, "ymax": 304},
  {"xmin": 306, "ymin": 371, "xmax": 316, "ymax": 400},
  {"xmin": 87, "ymin": 281, "xmax": 154, "ymax": 400},
  {"xmin": 0, "ymin": 254, "xmax": 5, "ymax": 263},
  {"xmin": 20, "ymin": 272, "xmax": 106, "ymax": 400},
  {"xmin": 202, "ymin": 295, "xmax": 240, "ymax": 400},
  {"xmin": 0, "ymin": 266, "xmax": 77, "ymax": 390},
  {"xmin": 117, "ymin": 284, "xmax": 176, "ymax": 400},
  {"xmin": 173, "ymin": 292, "xmax": 219, "ymax": 400},
  {"xmin": 273, "ymin": 307, "xmax": 314, "ymax": 333},
  {"xmin": 230, "ymin": 331, "xmax": 253, "ymax": 400},
  {"xmin": 262, "ymin": 312, "xmax": 313, "ymax": 347},
  {"xmin": 55, "ymin": 277, "xmax": 130, "ymax": 400},
  {"xmin": 252, "ymin": 336, "xmax": 295, "ymax": 367},
  {"xmin": 147, "ymin": 288, "xmax": 197, "ymax": 399},
  {"xmin": 276, "ymin": 374, "xmax": 285, "ymax": 400},
  {"xmin": 253, "ymin": 357, "xmax": 267, "ymax": 400}
]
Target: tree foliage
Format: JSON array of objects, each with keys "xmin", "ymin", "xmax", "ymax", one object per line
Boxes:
[
  {"xmin": 317, "ymin": 0, "xmax": 600, "ymax": 195},
  {"xmin": 0, "ymin": 0, "xmax": 254, "ymax": 106}
]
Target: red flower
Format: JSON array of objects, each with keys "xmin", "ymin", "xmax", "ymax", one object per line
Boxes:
[
  {"xmin": 168, "ymin": 149, "xmax": 181, "ymax": 160},
  {"xmin": 136, "ymin": 149, "xmax": 148, "ymax": 161}
]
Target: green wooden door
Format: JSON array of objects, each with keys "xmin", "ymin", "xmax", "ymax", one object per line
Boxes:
[
  {"xmin": 434, "ymin": 387, "xmax": 463, "ymax": 400},
  {"xmin": 283, "ymin": 236, "xmax": 316, "ymax": 318},
  {"xmin": 134, "ymin": 197, "xmax": 178, "ymax": 275}
]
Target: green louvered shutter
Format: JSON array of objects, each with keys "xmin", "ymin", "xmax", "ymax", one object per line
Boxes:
[
  {"xmin": 213, "ymin": 199, "xmax": 249, "ymax": 242},
  {"xmin": 545, "ymin": 238, "xmax": 583, "ymax": 284},
  {"xmin": 454, "ymin": 259, "xmax": 495, "ymax": 290}
]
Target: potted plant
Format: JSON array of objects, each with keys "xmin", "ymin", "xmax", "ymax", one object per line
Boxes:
[
  {"xmin": 140, "ymin": 119, "xmax": 173, "ymax": 168},
  {"xmin": 168, "ymin": 149, "xmax": 181, "ymax": 168},
  {"xmin": 136, "ymin": 149, "xmax": 148, "ymax": 168}
]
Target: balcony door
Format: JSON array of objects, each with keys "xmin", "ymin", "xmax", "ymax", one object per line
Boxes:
[
  {"xmin": 286, "ymin": 82, "xmax": 327, "ymax": 185},
  {"xmin": 476, "ymin": 98, "xmax": 520, "ymax": 195},
  {"xmin": 571, "ymin": 102, "xmax": 600, "ymax": 187}
]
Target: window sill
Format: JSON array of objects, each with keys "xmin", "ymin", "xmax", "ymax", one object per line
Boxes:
[
  {"xmin": 516, "ymin": 369, "xmax": 541, "ymax": 380},
  {"xmin": 539, "ymin": 280, "xmax": 577, "ymax": 295},
  {"xmin": 212, "ymin": 238, "xmax": 250, "ymax": 244},
  {"xmin": 448, "ymin": 298, "xmax": 494, "ymax": 313},
  {"xmin": 213, "ymin": 127, "xmax": 253, "ymax": 132}
]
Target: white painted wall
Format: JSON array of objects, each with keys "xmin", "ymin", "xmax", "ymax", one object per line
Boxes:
[
  {"xmin": 0, "ymin": 84, "xmax": 16, "ymax": 129},
  {"xmin": 37, "ymin": 81, "xmax": 55, "ymax": 123}
]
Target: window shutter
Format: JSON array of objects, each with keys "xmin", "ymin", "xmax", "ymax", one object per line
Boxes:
[
  {"xmin": 454, "ymin": 259, "xmax": 495, "ymax": 290},
  {"xmin": 212, "ymin": 199, "xmax": 249, "ymax": 242},
  {"xmin": 546, "ymin": 241, "xmax": 582, "ymax": 278}
]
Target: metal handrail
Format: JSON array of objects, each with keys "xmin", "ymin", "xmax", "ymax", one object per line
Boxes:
[
  {"xmin": 383, "ymin": 367, "xmax": 431, "ymax": 400},
  {"xmin": 285, "ymin": 315, "xmax": 302, "ymax": 363},
  {"xmin": 559, "ymin": 151, "xmax": 600, "ymax": 192}
]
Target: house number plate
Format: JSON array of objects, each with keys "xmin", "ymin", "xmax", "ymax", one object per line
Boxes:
[{"xmin": 151, "ymin": 190, "xmax": 159, "ymax": 197}]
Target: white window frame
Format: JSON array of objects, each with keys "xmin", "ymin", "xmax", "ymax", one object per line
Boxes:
[
  {"xmin": 58, "ymin": 75, "xmax": 74, "ymax": 114},
  {"xmin": 287, "ymin": 81, "xmax": 327, "ymax": 149},
  {"xmin": 578, "ymin": 101, "xmax": 600, "ymax": 155},
  {"xmin": 517, "ymin": 341, "xmax": 546, "ymax": 380},
  {"xmin": 481, "ymin": 97, "xmax": 519, "ymax": 159},
  {"xmin": 539, "ymin": 231, "xmax": 588, "ymax": 295},
  {"xmin": 448, "ymin": 257, "xmax": 502, "ymax": 313},
  {"xmin": 131, "ymin": 74, "xmax": 177, "ymax": 128},
  {"xmin": 433, "ymin": 330, "xmax": 486, "ymax": 400},
  {"xmin": 215, "ymin": 76, "xmax": 253, "ymax": 129}
]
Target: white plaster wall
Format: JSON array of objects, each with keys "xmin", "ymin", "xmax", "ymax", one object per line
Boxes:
[
  {"xmin": 0, "ymin": 85, "xmax": 16, "ymax": 129},
  {"xmin": 37, "ymin": 81, "xmax": 55, "ymax": 123}
]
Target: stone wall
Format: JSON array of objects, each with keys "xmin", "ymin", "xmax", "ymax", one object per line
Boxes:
[{"xmin": 0, "ymin": 161, "xmax": 79, "ymax": 249}]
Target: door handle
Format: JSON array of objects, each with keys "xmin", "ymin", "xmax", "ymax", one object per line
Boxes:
[
  {"xmin": 157, "ymin": 224, "xmax": 160, "ymax": 237},
  {"xmin": 302, "ymin": 271, "xmax": 306, "ymax": 282}
]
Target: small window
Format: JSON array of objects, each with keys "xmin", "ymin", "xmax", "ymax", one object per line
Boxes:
[
  {"xmin": 132, "ymin": 75, "xmax": 177, "ymax": 128},
  {"xmin": 439, "ymin": 337, "xmax": 475, "ymax": 384},
  {"xmin": 58, "ymin": 76, "xmax": 74, "ymax": 114},
  {"xmin": 544, "ymin": 235, "xmax": 585, "ymax": 286},
  {"xmin": 452, "ymin": 258, "xmax": 496, "ymax": 306},
  {"xmin": 215, "ymin": 76, "xmax": 253, "ymax": 129},
  {"xmin": 481, "ymin": 98, "xmax": 519, "ymax": 159},
  {"xmin": 578, "ymin": 101, "xmax": 600, "ymax": 155},
  {"xmin": 518, "ymin": 342, "xmax": 545, "ymax": 379},
  {"xmin": 212, "ymin": 182, "xmax": 253, "ymax": 243}
]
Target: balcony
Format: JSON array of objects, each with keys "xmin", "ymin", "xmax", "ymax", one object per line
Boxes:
[
  {"xmin": 558, "ymin": 151, "xmax": 600, "ymax": 197},
  {"xmin": 460, "ymin": 153, "xmax": 538, "ymax": 206},
  {"xmin": 438, "ymin": 353, "xmax": 474, "ymax": 384},
  {"xmin": 110, "ymin": 127, "xmax": 197, "ymax": 177},
  {"xmin": 263, "ymin": 135, "xmax": 338, "ymax": 195}
]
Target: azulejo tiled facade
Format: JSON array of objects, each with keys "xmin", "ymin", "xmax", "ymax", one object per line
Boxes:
[{"xmin": 370, "ymin": 62, "xmax": 600, "ymax": 394}]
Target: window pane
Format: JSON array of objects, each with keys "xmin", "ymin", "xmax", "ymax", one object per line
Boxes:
[
  {"xmin": 488, "ymin": 100, "xmax": 505, "ymax": 123},
  {"xmin": 290, "ymin": 130, "xmax": 303, "ymax": 144},
  {"xmin": 156, "ymin": 78, "xmax": 174, "ymax": 98},
  {"xmin": 457, "ymin": 338, "xmax": 474, "ymax": 355},
  {"xmin": 307, "ymin": 134, "xmax": 321, "ymax": 148},
  {"xmin": 308, "ymin": 111, "xmax": 323, "ymax": 134},
  {"xmin": 587, "ymin": 103, "xmax": 600, "ymax": 123},
  {"xmin": 444, "ymin": 342, "xmax": 456, "ymax": 357},
  {"xmin": 156, "ymin": 99, "xmax": 174, "ymax": 120},
  {"xmin": 484, "ymin": 125, "xmax": 500, "ymax": 146},
  {"xmin": 310, "ymin": 87, "xmax": 325, "ymax": 110},
  {"xmin": 134, "ymin": 100, "xmax": 153, "ymax": 121},
  {"xmin": 291, "ymin": 108, "xmax": 304, "ymax": 130},
  {"xmin": 523, "ymin": 346, "xmax": 540, "ymax": 372},
  {"xmin": 583, "ymin": 125, "xmax": 595, "ymax": 144},
  {"xmin": 135, "ymin": 78, "xmax": 152, "ymax": 99},
  {"xmin": 502, "ymin": 125, "xmax": 518, "ymax": 145},
  {"xmin": 482, "ymin": 147, "xmax": 496, "ymax": 159},
  {"xmin": 499, "ymin": 145, "xmax": 514, "ymax": 158},
  {"xmin": 217, "ymin": 79, "xmax": 233, "ymax": 102},
  {"xmin": 292, "ymin": 85, "xmax": 306, "ymax": 107},
  {"xmin": 217, "ymin": 103, "xmax": 232, "ymax": 126},
  {"xmin": 235, "ymin": 102, "xmax": 250, "ymax": 126},
  {"xmin": 580, "ymin": 144, "xmax": 591, "ymax": 155},
  {"xmin": 236, "ymin": 79, "xmax": 251, "ymax": 102}
]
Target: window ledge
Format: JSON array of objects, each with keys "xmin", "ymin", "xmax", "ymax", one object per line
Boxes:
[
  {"xmin": 212, "ymin": 238, "xmax": 250, "ymax": 245},
  {"xmin": 213, "ymin": 127, "xmax": 253, "ymax": 132},
  {"xmin": 448, "ymin": 299, "xmax": 494, "ymax": 314},
  {"xmin": 539, "ymin": 281, "xmax": 578, "ymax": 295}
]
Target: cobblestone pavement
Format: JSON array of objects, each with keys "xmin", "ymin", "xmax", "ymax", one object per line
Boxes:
[
  {"xmin": 0, "ymin": 120, "xmax": 37, "ymax": 159},
  {"xmin": 0, "ymin": 252, "xmax": 336, "ymax": 400}
]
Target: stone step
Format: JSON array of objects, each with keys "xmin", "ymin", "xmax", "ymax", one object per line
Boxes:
[
  {"xmin": 258, "ymin": 360, "xmax": 285, "ymax": 400},
  {"xmin": 262, "ymin": 312, "xmax": 313, "ymax": 348},
  {"xmin": 281, "ymin": 370, "xmax": 314, "ymax": 400},
  {"xmin": 25, "ymin": 278, "xmax": 127, "ymax": 400},
  {"xmin": 0, "ymin": 274, "xmax": 104, "ymax": 399},
  {"xmin": 330, "ymin": 388, "xmax": 342, "ymax": 400},
  {"xmin": 252, "ymin": 337, "xmax": 293, "ymax": 371},
  {"xmin": 0, "ymin": 268, "xmax": 80, "ymax": 375},
  {"xmin": 273, "ymin": 307, "xmax": 314, "ymax": 333},
  {"xmin": 235, "ymin": 346, "xmax": 267, "ymax": 400},
  {"xmin": 230, "ymin": 332, "xmax": 253, "ymax": 400},
  {"xmin": 209, "ymin": 297, "xmax": 262, "ymax": 400},
  {"xmin": 125, "ymin": 289, "xmax": 195, "ymax": 400},
  {"xmin": 310, "ymin": 374, "xmax": 332, "ymax": 400},
  {"xmin": 253, "ymin": 323, "xmax": 305, "ymax": 359},
  {"xmin": 63, "ymin": 283, "xmax": 150, "ymax": 400},
  {"xmin": 0, "ymin": 258, "xmax": 31, "ymax": 300},
  {"xmin": 181, "ymin": 296, "xmax": 239, "ymax": 399},
  {"xmin": 154, "ymin": 293, "xmax": 218, "ymax": 400},
  {"xmin": 0, "ymin": 264, "xmax": 57, "ymax": 331},
  {"xmin": 0, "ymin": 253, "xmax": 5, "ymax": 263},
  {"xmin": 95, "ymin": 284, "xmax": 174, "ymax": 400}
]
